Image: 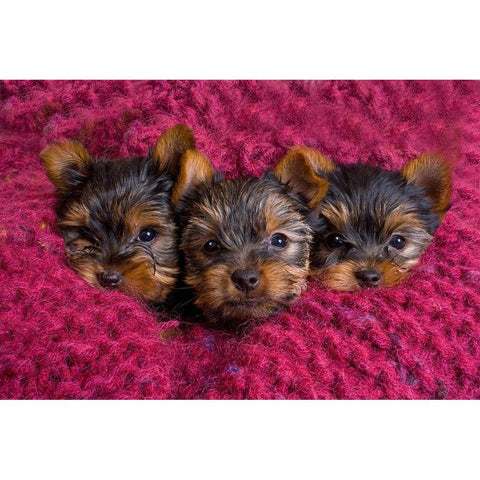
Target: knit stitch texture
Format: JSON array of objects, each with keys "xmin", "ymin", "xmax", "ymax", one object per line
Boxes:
[{"xmin": 0, "ymin": 80, "xmax": 479, "ymax": 399}]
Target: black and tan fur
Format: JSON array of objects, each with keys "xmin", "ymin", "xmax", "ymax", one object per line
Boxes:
[
  {"xmin": 276, "ymin": 146, "xmax": 452, "ymax": 291},
  {"xmin": 172, "ymin": 149, "xmax": 321, "ymax": 322},
  {"xmin": 41, "ymin": 124, "xmax": 195, "ymax": 303}
]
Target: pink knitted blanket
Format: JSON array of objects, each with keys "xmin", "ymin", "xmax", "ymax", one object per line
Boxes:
[{"xmin": 1, "ymin": 80, "xmax": 478, "ymax": 399}]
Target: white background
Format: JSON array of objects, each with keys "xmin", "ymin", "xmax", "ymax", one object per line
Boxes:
[{"xmin": 1, "ymin": 1, "xmax": 479, "ymax": 478}]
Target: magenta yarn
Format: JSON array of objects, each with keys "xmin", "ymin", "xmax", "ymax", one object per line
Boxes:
[{"xmin": 0, "ymin": 80, "xmax": 479, "ymax": 399}]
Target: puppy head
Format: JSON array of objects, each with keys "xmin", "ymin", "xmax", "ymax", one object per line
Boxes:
[
  {"xmin": 173, "ymin": 150, "xmax": 314, "ymax": 321},
  {"xmin": 41, "ymin": 124, "xmax": 195, "ymax": 302},
  {"xmin": 277, "ymin": 147, "xmax": 452, "ymax": 291}
]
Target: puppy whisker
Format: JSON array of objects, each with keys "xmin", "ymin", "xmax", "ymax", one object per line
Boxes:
[{"xmin": 134, "ymin": 243, "xmax": 158, "ymax": 276}]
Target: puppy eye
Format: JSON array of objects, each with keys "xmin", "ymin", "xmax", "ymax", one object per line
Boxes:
[
  {"xmin": 270, "ymin": 233, "xmax": 288, "ymax": 248},
  {"xmin": 389, "ymin": 235, "xmax": 406, "ymax": 250},
  {"xmin": 138, "ymin": 228, "xmax": 157, "ymax": 243},
  {"xmin": 203, "ymin": 240, "xmax": 220, "ymax": 253},
  {"xmin": 326, "ymin": 233, "xmax": 344, "ymax": 248}
]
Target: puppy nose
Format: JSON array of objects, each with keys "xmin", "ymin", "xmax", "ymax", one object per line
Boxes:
[
  {"xmin": 355, "ymin": 268, "xmax": 381, "ymax": 287},
  {"xmin": 231, "ymin": 268, "xmax": 260, "ymax": 293},
  {"xmin": 97, "ymin": 270, "xmax": 122, "ymax": 288}
]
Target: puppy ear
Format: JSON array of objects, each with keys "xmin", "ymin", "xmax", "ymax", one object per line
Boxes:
[
  {"xmin": 171, "ymin": 149, "xmax": 216, "ymax": 206},
  {"xmin": 152, "ymin": 124, "xmax": 196, "ymax": 175},
  {"xmin": 40, "ymin": 140, "xmax": 92, "ymax": 196},
  {"xmin": 274, "ymin": 146, "xmax": 334, "ymax": 209},
  {"xmin": 402, "ymin": 154, "xmax": 452, "ymax": 219}
]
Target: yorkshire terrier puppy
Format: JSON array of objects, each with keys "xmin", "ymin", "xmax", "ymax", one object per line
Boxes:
[
  {"xmin": 41, "ymin": 124, "xmax": 195, "ymax": 303},
  {"xmin": 275, "ymin": 147, "xmax": 452, "ymax": 291},
  {"xmin": 171, "ymin": 149, "xmax": 322, "ymax": 322}
]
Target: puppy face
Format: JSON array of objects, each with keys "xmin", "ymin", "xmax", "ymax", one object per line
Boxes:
[
  {"xmin": 173, "ymin": 150, "xmax": 316, "ymax": 321},
  {"xmin": 41, "ymin": 125, "xmax": 195, "ymax": 302},
  {"xmin": 276, "ymin": 147, "xmax": 452, "ymax": 291}
]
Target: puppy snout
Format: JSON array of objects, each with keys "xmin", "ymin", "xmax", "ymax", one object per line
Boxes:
[
  {"xmin": 97, "ymin": 270, "xmax": 123, "ymax": 289},
  {"xmin": 231, "ymin": 268, "xmax": 260, "ymax": 293},
  {"xmin": 355, "ymin": 268, "xmax": 381, "ymax": 287}
]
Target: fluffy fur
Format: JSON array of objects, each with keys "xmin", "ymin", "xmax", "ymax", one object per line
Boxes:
[
  {"xmin": 173, "ymin": 149, "xmax": 315, "ymax": 323},
  {"xmin": 40, "ymin": 125, "xmax": 194, "ymax": 302},
  {"xmin": 277, "ymin": 147, "xmax": 451, "ymax": 290}
]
